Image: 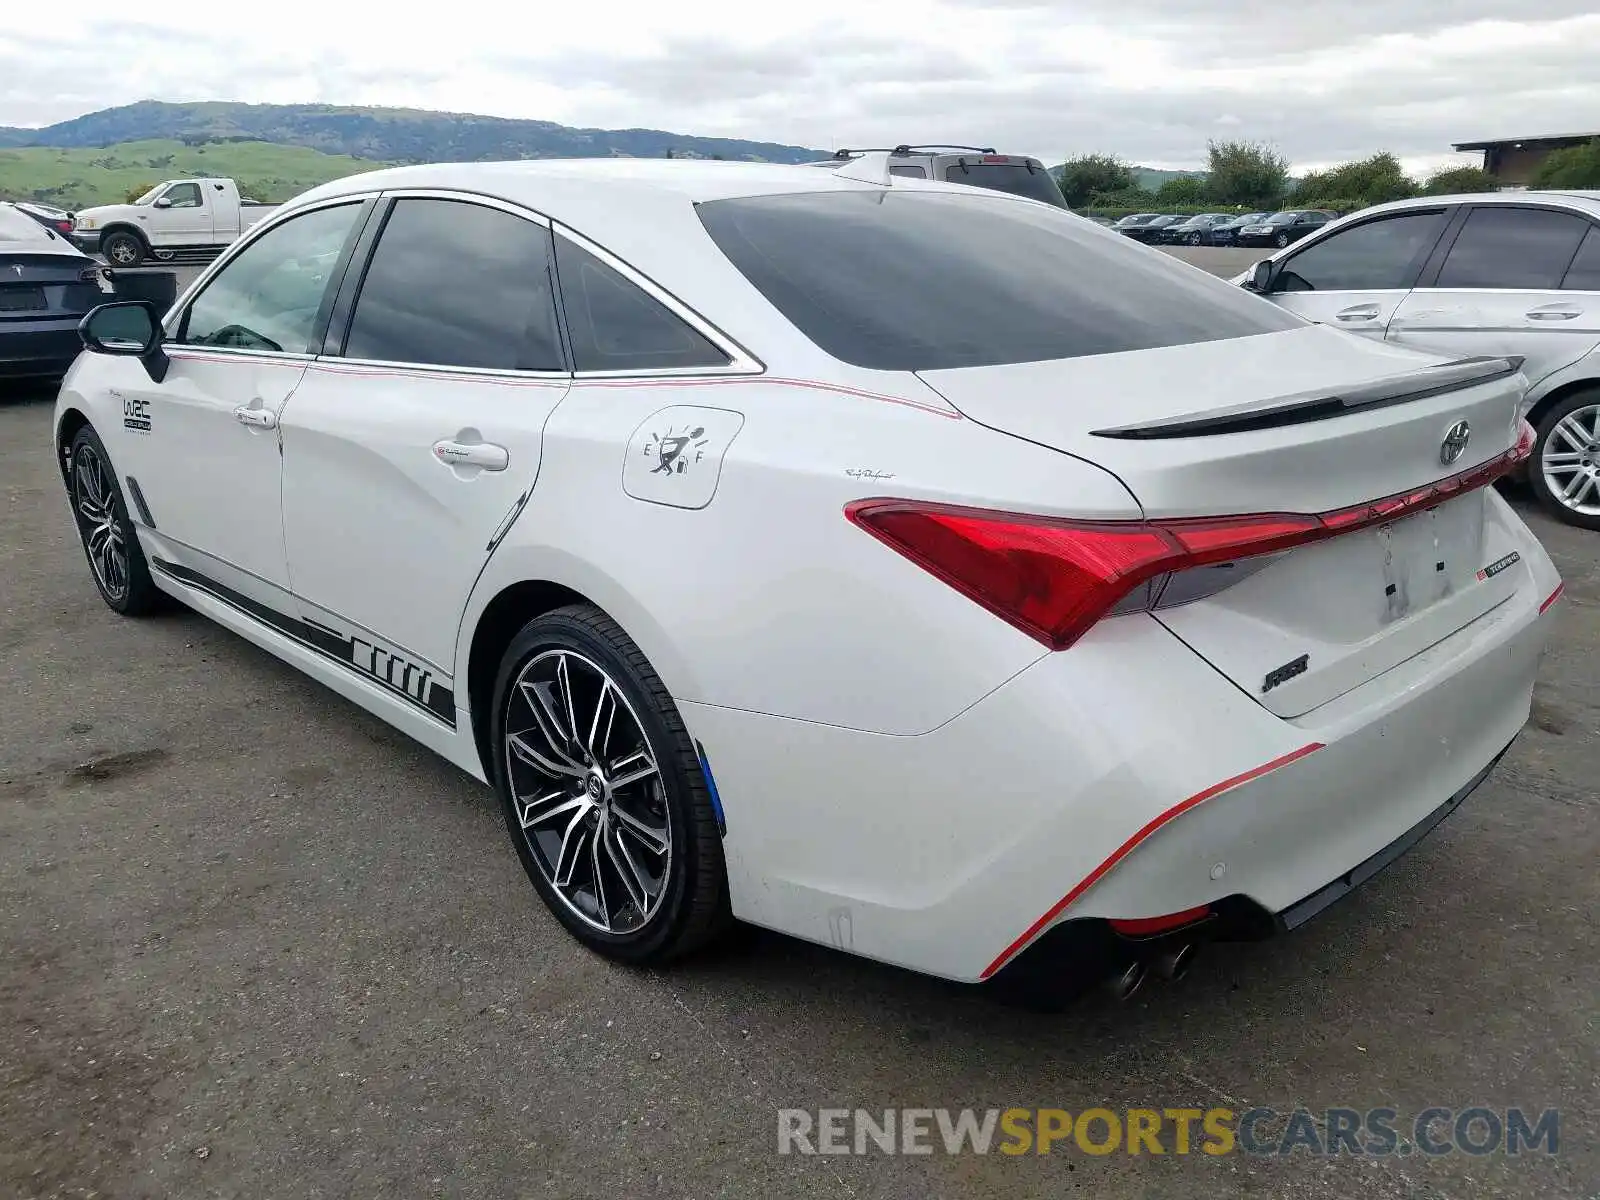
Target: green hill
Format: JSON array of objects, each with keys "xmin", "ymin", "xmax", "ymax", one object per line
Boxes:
[
  {"xmin": 0, "ymin": 100, "xmax": 824, "ymax": 174},
  {"xmin": 0, "ymin": 138, "xmax": 392, "ymax": 209}
]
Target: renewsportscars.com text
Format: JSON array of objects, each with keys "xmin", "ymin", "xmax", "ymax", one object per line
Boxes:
[{"xmin": 777, "ymin": 1106, "xmax": 1560, "ymax": 1157}]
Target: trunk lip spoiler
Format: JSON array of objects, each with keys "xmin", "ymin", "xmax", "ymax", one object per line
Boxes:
[{"xmin": 1091, "ymin": 355, "xmax": 1525, "ymax": 441}]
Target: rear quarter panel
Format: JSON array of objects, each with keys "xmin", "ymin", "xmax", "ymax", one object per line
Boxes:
[{"xmin": 456, "ymin": 370, "xmax": 1143, "ymax": 737}]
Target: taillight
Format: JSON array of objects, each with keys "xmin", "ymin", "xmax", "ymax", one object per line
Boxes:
[{"xmin": 846, "ymin": 420, "xmax": 1535, "ymax": 651}]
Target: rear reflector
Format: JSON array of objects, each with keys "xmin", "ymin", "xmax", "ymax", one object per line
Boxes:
[
  {"xmin": 1108, "ymin": 906, "xmax": 1211, "ymax": 937},
  {"xmin": 847, "ymin": 420, "xmax": 1534, "ymax": 650}
]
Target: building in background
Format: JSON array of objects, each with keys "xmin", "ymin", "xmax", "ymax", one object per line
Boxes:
[{"xmin": 1451, "ymin": 132, "xmax": 1600, "ymax": 187}]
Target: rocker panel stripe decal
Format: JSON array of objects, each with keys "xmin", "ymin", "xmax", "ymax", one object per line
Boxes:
[{"xmin": 150, "ymin": 557, "xmax": 457, "ymax": 727}]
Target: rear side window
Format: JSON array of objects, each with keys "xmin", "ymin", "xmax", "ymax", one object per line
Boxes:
[
  {"xmin": 1435, "ymin": 207, "xmax": 1590, "ymax": 290},
  {"xmin": 554, "ymin": 236, "xmax": 729, "ymax": 373},
  {"xmin": 1276, "ymin": 211, "xmax": 1447, "ymax": 292},
  {"xmin": 697, "ymin": 190, "xmax": 1301, "ymax": 372},
  {"xmin": 941, "ymin": 161, "xmax": 1068, "ymax": 208},
  {"xmin": 344, "ymin": 198, "xmax": 562, "ymax": 371},
  {"xmin": 1562, "ymin": 226, "xmax": 1600, "ymax": 291}
]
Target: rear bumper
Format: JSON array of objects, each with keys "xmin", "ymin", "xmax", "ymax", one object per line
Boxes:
[
  {"xmin": 0, "ymin": 321, "xmax": 82, "ymax": 378},
  {"xmin": 991, "ymin": 737, "xmax": 1513, "ymax": 997},
  {"xmin": 684, "ymin": 501, "xmax": 1559, "ymax": 984}
]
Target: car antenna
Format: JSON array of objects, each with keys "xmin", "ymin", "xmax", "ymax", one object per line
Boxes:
[{"xmin": 831, "ymin": 150, "xmax": 894, "ymax": 186}]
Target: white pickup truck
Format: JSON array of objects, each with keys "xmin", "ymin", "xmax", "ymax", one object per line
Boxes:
[{"xmin": 71, "ymin": 177, "xmax": 279, "ymax": 267}]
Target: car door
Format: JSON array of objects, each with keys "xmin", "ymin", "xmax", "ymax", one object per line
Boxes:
[
  {"xmin": 111, "ymin": 197, "xmax": 373, "ymax": 615},
  {"xmin": 1259, "ymin": 207, "xmax": 1453, "ymax": 338},
  {"xmin": 148, "ymin": 181, "xmax": 209, "ymax": 249},
  {"xmin": 1386, "ymin": 204, "xmax": 1600, "ymax": 388},
  {"xmin": 276, "ymin": 194, "xmax": 575, "ymax": 717}
]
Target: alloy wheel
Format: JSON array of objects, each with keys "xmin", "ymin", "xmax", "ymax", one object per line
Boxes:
[
  {"xmin": 1540, "ymin": 402, "xmax": 1600, "ymax": 517},
  {"xmin": 106, "ymin": 238, "xmax": 138, "ymax": 265},
  {"xmin": 72, "ymin": 445, "xmax": 128, "ymax": 602},
  {"xmin": 503, "ymin": 649, "xmax": 672, "ymax": 935}
]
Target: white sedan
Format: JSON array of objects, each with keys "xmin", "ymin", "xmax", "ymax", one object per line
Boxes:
[{"xmin": 54, "ymin": 157, "xmax": 1562, "ymax": 1004}]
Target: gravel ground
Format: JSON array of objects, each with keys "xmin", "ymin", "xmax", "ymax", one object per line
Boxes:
[{"xmin": 2, "ymin": 249, "xmax": 1596, "ymax": 1198}]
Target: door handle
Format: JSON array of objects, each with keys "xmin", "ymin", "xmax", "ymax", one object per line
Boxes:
[
  {"xmin": 1525, "ymin": 305, "xmax": 1581, "ymax": 321},
  {"xmin": 433, "ymin": 438, "xmax": 509, "ymax": 471},
  {"xmin": 1335, "ymin": 304, "xmax": 1382, "ymax": 322},
  {"xmin": 233, "ymin": 403, "xmax": 277, "ymax": 430}
]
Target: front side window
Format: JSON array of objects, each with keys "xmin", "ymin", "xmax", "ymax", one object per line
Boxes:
[
  {"xmin": 1435, "ymin": 207, "xmax": 1590, "ymax": 290},
  {"xmin": 164, "ymin": 182, "xmax": 202, "ymax": 209},
  {"xmin": 554, "ymin": 236, "xmax": 729, "ymax": 373},
  {"xmin": 889, "ymin": 165, "xmax": 928, "ymax": 178},
  {"xmin": 697, "ymin": 190, "xmax": 1302, "ymax": 372},
  {"xmin": 343, "ymin": 199, "xmax": 562, "ymax": 371},
  {"xmin": 178, "ymin": 202, "xmax": 364, "ymax": 353},
  {"xmin": 1276, "ymin": 211, "xmax": 1448, "ymax": 292}
]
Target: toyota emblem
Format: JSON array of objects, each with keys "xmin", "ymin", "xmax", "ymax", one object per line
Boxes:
[{"xmin": 1439, "ymin": 420, "xmax": 1471, "ymax": 466}]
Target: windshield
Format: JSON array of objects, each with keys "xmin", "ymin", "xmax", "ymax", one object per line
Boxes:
[
  {"xmin": 132, "ymin": 185, "xmax": 164, "ymax": 206},
  {"xmin": 697, "ymin": 190, "xmax": 1300, "ymax": 372},
  {"xmin": 941, "ymin": 161, "xmax": 1068, "ymax": 208},
  {"xmin": 1265, "ymin": 212, "xmax": 1298, "ymax": 225}
]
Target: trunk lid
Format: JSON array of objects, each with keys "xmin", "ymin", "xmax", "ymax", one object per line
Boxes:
[
  {"xmin": 917, "ymin": 325, "xmax": 1533, "ymax": 716},
  {"xmin": 0, "ymin": 251, "xmax": 107, "ymax": 319}
]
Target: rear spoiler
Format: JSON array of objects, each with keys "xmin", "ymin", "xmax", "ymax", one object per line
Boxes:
[{"xmin": 1091, "ymin": 356, "xmax": 1525, "ymax": 441}]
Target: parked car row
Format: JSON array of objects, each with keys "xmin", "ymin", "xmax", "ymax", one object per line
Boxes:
[{"xmin": 1110, "ymin": 209, "xmax": 1339, "ymax": 247}]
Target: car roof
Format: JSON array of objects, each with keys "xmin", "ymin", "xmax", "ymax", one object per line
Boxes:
[{"xmin": 1346, "ymin": 190, "xmax": 1600, "ymax": 218}]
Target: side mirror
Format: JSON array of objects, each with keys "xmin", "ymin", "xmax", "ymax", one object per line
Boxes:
[
  {"xmin": 79, "ymin": 300, "xmax": 170, "ymax": 383},
  {"xmin": 1246, "ymin": 260, "xmax": 1276, "ymax": 293},
  {"xmin": 153, "ymin": 197, "xmax": 172, "ymax": 209}
]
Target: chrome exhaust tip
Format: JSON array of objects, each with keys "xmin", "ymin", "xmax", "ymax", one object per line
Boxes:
[
  {"xmin": 1106, "ymin": 960, "xmax": 1148, "ymax": 1001},
  {"xmin": 1153, "ymin": 943, "xmax": 1197, "ymax": 982}
]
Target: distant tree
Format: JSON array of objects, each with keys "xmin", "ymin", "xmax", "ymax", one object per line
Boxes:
[
  {"xmin": 1055, "ymin": 154, "xmax": 1136, "ymax": 208},
  {"xmin": 1533, "ymin": 139, "xmax": 1600, "ymax": 188},
  {"xmin": 1422, "ymin": 165, "xmax": 1498, "ymax": 195},
  {"xmin": 1156, "ymin": 175, "xmax": 1209, "ymax": 205},
  {"xmin": 1205, "ymin": 140, "xmax": 1289, "ymax": 207},
  {"xmin": 123, "ymin": 182, "xmax": 157, "ymax": 203},
  {"xmin": 1088, "ymin": 186, "xmax": 1158, "ymax": 210}
]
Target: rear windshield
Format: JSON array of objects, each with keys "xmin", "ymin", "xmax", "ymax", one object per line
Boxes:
[
  {"xmin": 941, "ymin": 161, "xmax": 1068, "ymax": 208},
  {"xmin": 697, "ymin": 191, "xmax": 1301, "ymax": 372},
  {"xmin": 0, "ymin": 206, "xmax": 50, "ymax": 241}
]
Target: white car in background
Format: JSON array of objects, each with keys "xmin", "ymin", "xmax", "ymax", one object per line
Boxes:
[
  {"xmin": 1240, "ymin": 190, "xmax": 1600, "ymax": 529},
  {"xmin": 71, "ymin": 177, "xmax": 279, "ymax": 267},
  {"xmin": 54, "ymin": 157, "xmax": 1560, "ymax": 1005}
]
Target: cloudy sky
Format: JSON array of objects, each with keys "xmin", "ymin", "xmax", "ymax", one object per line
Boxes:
[{"xmin": 2, "ymin": 3, "xmax": 1597, "ymax": 174}]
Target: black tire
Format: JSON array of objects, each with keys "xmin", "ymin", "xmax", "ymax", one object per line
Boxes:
[
  {"xmin": 1274, "ymin": 232, "xmax": 1290, "ymax": 248},
  {"xmin": 66, "ymin": 425, "xmax": 163, "ymax": 615},
  {"xmin": 490, "ymin": 604, "xmax": 732, "ymax": 965},
  {"xmin": 101, "ymin": 229, "xmax": 145, "ymax": 268},
  {"xmin": 1528, "ymin": 388, "xmax": 1600, "ymax": 531}
]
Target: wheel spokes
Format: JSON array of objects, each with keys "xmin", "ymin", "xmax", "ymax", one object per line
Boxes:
[
  {"xmin": 551, "ymin": 805, "xmax": 592, "ymax": 888},
  {"xmin": 504, "ymin": 648, "xmax": 673, "ymax": 935},
  {"xmin": 518, "ymin": 676, "xmax": 587, "ymax": 777},
  {"xmin": 607, "ymin": 748, "xmax": 658, "ymax": 791},
  {"xmin": 611, "ymin": 803, "xmax": 669, "ymax": 856},
  {"xmin": 603, "ymin": 819, "xmax": 652, "ymax": 911}
]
